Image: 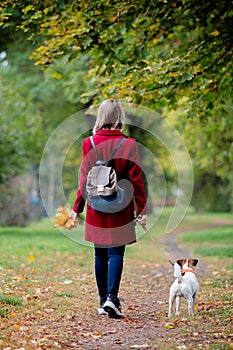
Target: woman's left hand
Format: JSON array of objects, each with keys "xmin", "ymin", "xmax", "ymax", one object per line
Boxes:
[{"xmin": 69, "ymin": 210, "xmax": 77, "ymax": 220}]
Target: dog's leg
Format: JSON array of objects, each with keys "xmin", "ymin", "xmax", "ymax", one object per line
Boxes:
[
  {"xmin": 192, "ymin": 292, "xmax": 198, "ymax": 315},
  {"xmin": 187, "ymin": 296, "xmax": 194, "ymax": 316},
  {"xmin": 193, "ymin": 293, "xmax": 198, "ymax": 306},
  {"xmin": 175, "ymin": 295, "xmax": 181, "ymax": 316},
  {"xmin": 193, "ymin": 289, "xmax": 198, "ymax": 306},
  {"xmin": 168, "ymin": 293, "xmax": 175, "ymax": 317}
]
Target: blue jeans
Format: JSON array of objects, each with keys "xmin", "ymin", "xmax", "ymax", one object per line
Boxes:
[{"xmin": 94, "ymin": 245, "xmax": 125, "ymax": 305}]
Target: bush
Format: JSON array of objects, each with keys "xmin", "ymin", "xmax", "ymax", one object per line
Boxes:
[{"xmin": 191, "ymin": 172, "xmax": 231, "ymax": 212}]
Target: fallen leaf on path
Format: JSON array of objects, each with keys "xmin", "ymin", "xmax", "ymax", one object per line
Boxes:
[
  {"xmin": 164, "ymin": 322, "xmax": 175, "ymax": 329},
  {"xmin": 124, "ymin": 317, "xmax": 139, "ymax": 323},
  {"xmin": 62, "ymin": 280, "xmax": 73, "ymax": 285},
  {"xmin": 81, "ymin": 332, "xmax": 104, "ymax": 339}
]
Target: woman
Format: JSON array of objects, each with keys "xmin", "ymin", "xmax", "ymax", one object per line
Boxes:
[{"xmin": 71, "ymin": 99, "xmax": 148, "ymax": 318}]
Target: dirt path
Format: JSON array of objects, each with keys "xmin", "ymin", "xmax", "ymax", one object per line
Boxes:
[{"xmin": 52, "ymin": 227, "xmax": 231, "ymax": 349}]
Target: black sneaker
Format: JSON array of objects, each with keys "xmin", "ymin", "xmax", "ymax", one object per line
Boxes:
[{"xmin": 103, "ymin": 295, "xmax": 123, "ymax": 319}]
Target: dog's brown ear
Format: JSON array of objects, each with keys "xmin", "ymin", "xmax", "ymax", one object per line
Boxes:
[
  {"xmin": 192, "ymin": 259, "xmax": 198, "ymax": 266},
  {"xmin": 176, "ymin": 259, "xmax": 185, "ymax": 267}
]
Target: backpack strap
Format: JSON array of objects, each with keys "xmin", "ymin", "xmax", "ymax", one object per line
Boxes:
[
  {"xmin": 110, "ymin": 137, "xmax": 126, "ymax": 159},
  {"xmin": 90, "ymin": 136, "xmax": 126, "ymax": 161},
  {"xmin": 90, "ymin": 136, "xmax": 97, "ymax": 156}
]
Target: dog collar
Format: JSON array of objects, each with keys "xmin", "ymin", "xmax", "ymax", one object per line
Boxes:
[{"xmin": 182, "ymin": 268, "xmax": 195, "ymax": 274}]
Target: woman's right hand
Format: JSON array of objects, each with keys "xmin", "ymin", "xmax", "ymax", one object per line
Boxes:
[{"xmin": 137, "ymin": 214, "xmax": 148, "ymax": 230}]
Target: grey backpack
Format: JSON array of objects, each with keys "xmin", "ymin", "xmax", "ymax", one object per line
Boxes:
[{"xmin": 86, "ymin": 136, "xmax": 127, "ymax": 213}]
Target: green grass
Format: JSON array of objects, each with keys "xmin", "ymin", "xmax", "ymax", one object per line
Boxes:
[
  {"xmin": 0, "ymin": 308, "xmax": 7, "ymax": 317},
  {"xmin": 181, "ymin": 226, "xmax": 233, "ymax": 243},
  {"xmin": 180, "ymin": 225, "xmax": 233, "ymax": 258},
  {"xmin": 0, "ymin": 211, "xmax": 232, "ymax": 264},
  {"xmin": 147, "ymin": 208, "xmax": 233, "ymax": 240},
  {"xmin": 0, "ymin": 223, "xmax": 86, "ymax": 253},
  {"xmin": 0, "ymin": 294, "xmax": 22, "ymax": 318},
  {"xmin": 55, "ymin": 292, "xmax": 75, "ymax": 298},
  {"xmin": 0, "ymin": 219, "xmax": 91, "ymax": 268},
  {"xmin": 2, "ymin": 210, "xmax": 232, "ymax": 264},
  {"xmin": 0, "ymin": 294, "xmax": 22, "ymax": 306},
  {"xmin": 196, "ymin": 246, "xmax": 233, "ymax": 258}
]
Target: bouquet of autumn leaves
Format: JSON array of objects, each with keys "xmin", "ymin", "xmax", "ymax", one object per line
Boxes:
[{"xmin": 53, "ymin": 206, "xmax": 78, "ymax": 230}]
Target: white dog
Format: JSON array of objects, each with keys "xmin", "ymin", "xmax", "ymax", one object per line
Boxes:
[{"xmin": 168, "ymin": 259, "xmax": 199, "ymax": 317}]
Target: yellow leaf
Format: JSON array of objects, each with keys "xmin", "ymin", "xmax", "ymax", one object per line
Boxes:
[
  {"xmin": 211, "ymin": 30, "xmax": 219, "ymax": 36},
  {"xmin": 168, "ymin": 71, "xmax": 179, "ymax": 77},
  {"xmin": 14, "ymin": 324, "xmax": 21, "ymax": 329},
  {"xmin": 52, "ymin": 71, "xmax": 63, "ymax": 79},
  {"xmin": 194, "ymin": 64, "xmax": 201, "ymax": 73},
  {"xmin": 17, "ymin": 275, "xmax": 24, "ymax": 282},
  {"xmin": 164, "ymin": 322, "xmax": 175, "ymax": 329},
  {"xmin": 43, "ymin": 8, "xmax": 50, "ymax": 15},
  {"xmin": 22, "ymin": 5, "xmax": 35, "ymax": 14},
  {"xmin": 54, "ymin": 206, "xmax": 78, "ymax": 230},
  {"xmin": 140, "ymin": 59, "xmax": 151, "ymax": 66},
  {"xmin": 28, "ymin": 255, "xmax": 35, "ymax": 262},
  {"xmin": 31, "ymin": 268, "xmax": 37, "ymax": 274},
  {"xmin": 94, "ymin": 331, "xmax": 104, "ymax": 336},
  {"xmin": 153, "ymin": 38, "xmax": 159, "ymax": 44},
  {"xmin": 168, "ymin": 33, "xmax": 174, "ymax": 39}
]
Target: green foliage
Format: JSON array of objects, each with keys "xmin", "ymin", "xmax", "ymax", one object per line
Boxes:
[
  {"xmin": 46, "ymin": 55, "xmax": 94, "ymax": 106},
  {"xmin": 0, "ymin": 175, "xmax": 31, "ymax": 226},
  {"xmin": 1, "ymin": 0, "xmax": 232, "ymax": 116},
  {"xmin": 0, "ymin": 0, "xmax": 233, "ymax": 214},
  {"xmin": 0, "ymin": 67, "xmax": 43, "ymax": 183},
  {"xmin": 0, "ymin": 31, "xmax": 91, "ymax": 189},
  {"xmin": 165, "ymin": 98, "xmax": 233, "ymax": 211},
  {"xmin": 191, "ymin": 172, "xmax": 231, "ymax": 212}
]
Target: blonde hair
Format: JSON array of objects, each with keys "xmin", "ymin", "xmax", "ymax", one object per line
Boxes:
[{"xmin": 92, "ymin": 99, "xmax": 125, "ymax": 134}]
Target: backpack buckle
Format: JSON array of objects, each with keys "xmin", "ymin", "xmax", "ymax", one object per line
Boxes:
[{"xmin": 97, "ymin": 185, "xmax": 104, "ymax": 192}]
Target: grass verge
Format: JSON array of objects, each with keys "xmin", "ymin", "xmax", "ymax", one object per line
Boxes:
[{"xmin": 179, "ymin": 225, "xmax": 233, "ymax": 259}]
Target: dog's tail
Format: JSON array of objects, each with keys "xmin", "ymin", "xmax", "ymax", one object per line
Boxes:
[{"xmin": 174, "ymin": 262, "xmax": 182, "ymax": 284}]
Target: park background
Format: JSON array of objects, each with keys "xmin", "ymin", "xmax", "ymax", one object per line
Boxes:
[{"xmin": 0, "ymin": 1, "xmax": 232, "ymax": 349}]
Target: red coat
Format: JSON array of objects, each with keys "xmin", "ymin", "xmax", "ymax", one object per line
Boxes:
[{"xmin": 72, "ymin": 129, "xmax": 148, "ymax": 246}]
